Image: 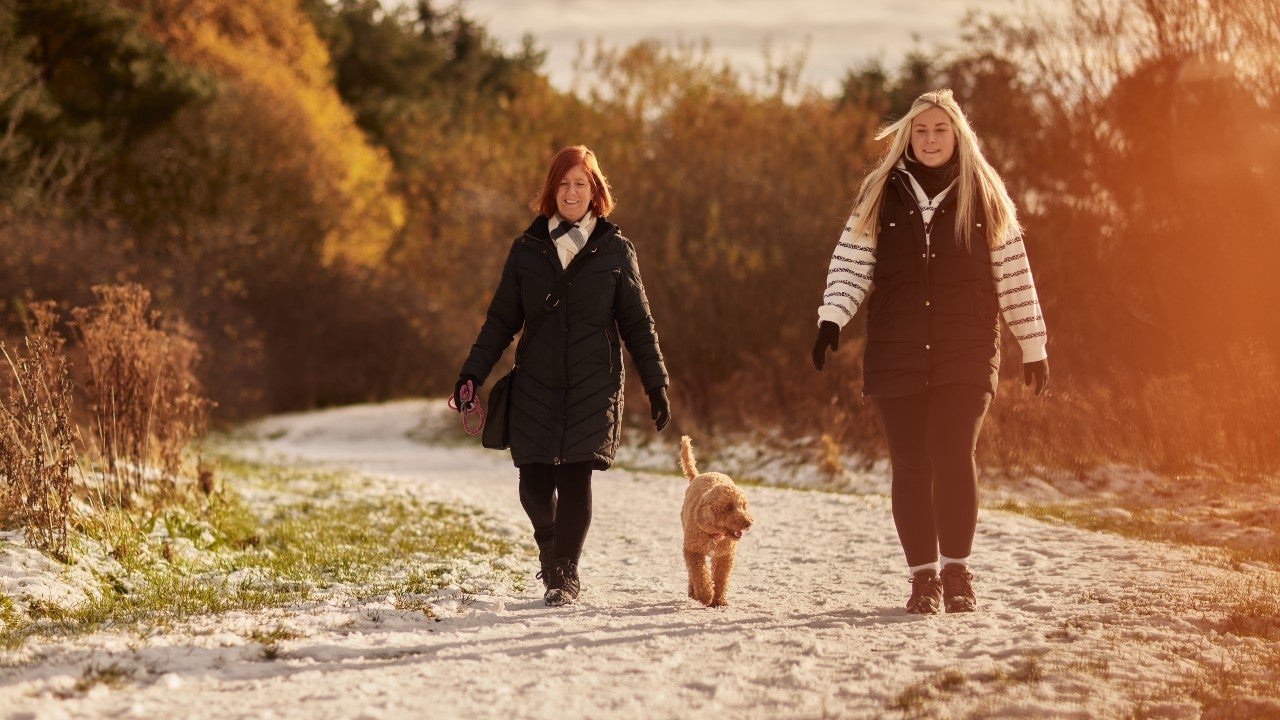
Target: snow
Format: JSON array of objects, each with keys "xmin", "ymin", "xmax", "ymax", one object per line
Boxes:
[{"xmin": 2, "ymin": 399, "xmax": 1278, "ymax": 719}]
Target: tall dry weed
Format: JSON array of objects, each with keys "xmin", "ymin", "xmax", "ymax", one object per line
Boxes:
[
  {"xmin": 0, "ymin": 302, "xmax": 79, "ymax": 559},
  {"xmin": 71, "ymin": 284, "xmax": 209, "ymax": 504},
  {"xmin": 982, "ymin": 342, "xmax": 1280, "ymax": 478}
]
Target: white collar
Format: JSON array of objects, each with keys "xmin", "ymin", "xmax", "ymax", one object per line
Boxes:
[{"xmin": 896, "ymin": 159, "xmax": 955, "ymax": 209}]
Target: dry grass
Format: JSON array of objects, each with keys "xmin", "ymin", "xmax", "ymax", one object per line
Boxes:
[
  {"xmin": 71, "ymin": 283, "xmax": 209, "ymax": 505},
  {"xmin": 982, "ymin": 343, "xmax": 1280, "ymax": 479},
  {"xmin": 0, "ymin": 302, "xmax": 79, "ymax": 559},
  {"xmin": 1, "ymin": 285, "xmax": 212, "ymax": 560}
]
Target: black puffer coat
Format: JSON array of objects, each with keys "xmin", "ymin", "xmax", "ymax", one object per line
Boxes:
[
  {"xmin": 864, "ymin": 168, "xmax": 1001, "ymax": 396},
  {"xmin": 461, "ymin": 216, "xmax": 668, "ymax": 469}
]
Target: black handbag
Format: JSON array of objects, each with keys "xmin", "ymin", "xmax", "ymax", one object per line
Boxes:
[
  {"xmin": 481, "ymin": 242, "xmax": 597, "ymax": 451},
  {"xmin": 481, "ymin": 370, "xmax": 514, "ymax": 449}
]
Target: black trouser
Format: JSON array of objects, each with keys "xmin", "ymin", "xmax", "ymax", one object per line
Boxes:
[
  {"xmin": 871, "ymin": 384, "xmax": 992, "ymax": 568},
  {"xmin": 518, "ymin": 461, "xmax": 593, "ymax": 564}
]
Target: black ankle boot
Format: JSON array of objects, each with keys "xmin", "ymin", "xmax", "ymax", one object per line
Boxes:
[
  {"xmin": 536, "ymin": 546, "xmax": 554, "ymax": 590},
  {"xmin": 543, "ymin": 559, "xmax": 580, "ymax": 607}
]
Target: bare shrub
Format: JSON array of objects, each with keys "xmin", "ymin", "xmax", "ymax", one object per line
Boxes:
[
  {"xmin": 0, "ymin": 302, "xmax": 78, "ymax": 559},
  {"xmin": 71, "ymin": 284, "xmax": 209, "ymax": 504},
  {"xmin": 980, "ymin": 339, "xmax": 1280, "ymax": 481}
]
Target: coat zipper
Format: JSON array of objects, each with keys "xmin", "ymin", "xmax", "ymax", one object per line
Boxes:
[
  {"xmin": 545, "ymin": 235, "xmax": 599, "ymax": 461},
  {"xmin": 555, "ymin": 242, "xmax": 604, "ymax": 458},
  {"xmin": 896, "ymin": 172, "xmax": 935, "ymax": 367},
  {"xmin": 895, "ymin": 173, "xmax": 933, "ymax": 281},
  {"xmin": 522, "ymin": 221, "xmax": 606, "ymax": 461}
]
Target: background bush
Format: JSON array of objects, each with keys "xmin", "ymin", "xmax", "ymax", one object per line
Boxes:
[{"xmin": 0, "ymin": 0, "xmax": 1275, "ymax": 478}]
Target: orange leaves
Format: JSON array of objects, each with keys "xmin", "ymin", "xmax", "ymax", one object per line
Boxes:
[{"xmin": 124, "ymin": 0, "xmax": 402, "ymax": 268}]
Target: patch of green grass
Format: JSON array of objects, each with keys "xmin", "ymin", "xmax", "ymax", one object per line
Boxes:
[
  {"xmin": 5, "ymin": 457, "xmax": 521, "ymax": 650},
  {"xmin": 79, "ymin": 573, "xmax": 292, "ymax": 630},
  {"xmin": 196, "ymin": 491, "xmax": 262, "ymax": 551},
  {"xmin": 74, "ymin": 505, "xmax": 155, "ymax": 569},
  {"xmin": 0, "ymin": 593, "xmax": 24, "ymax": 650},
  {"xmin": 25, "ymin": 596, "xmax": 75, "ymax": 622},
  {"xmin": 247, "ymin": 493, "xmax": 507, "ymax": 589},
  {"xmin": 0, "ymin": 593, "xmax": 17, "ymax": 626}
]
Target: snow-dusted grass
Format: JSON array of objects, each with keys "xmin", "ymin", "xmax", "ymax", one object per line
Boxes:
[
  {"xmin": 216, "ymin": 458, "xmax": 523, "ymax": 597},
  {"xmin": 0, "ymin": 456, "xmax": 522, "ymax": 653},
  {"xmin": 991, "ymin": 497, "xmax": 1280, "ymax": 569}
]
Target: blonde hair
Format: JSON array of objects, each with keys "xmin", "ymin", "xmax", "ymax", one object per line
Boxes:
[{"xmin": 849, "ymin": 89, "xmax": 1020, "ymax": 250}]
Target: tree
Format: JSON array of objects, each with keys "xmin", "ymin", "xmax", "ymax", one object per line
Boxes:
[
  {"xmin": 838, "ymin": 51, "xmax": 938, "ymax": 122},
  {"xmin": 114, "ymin": 0, "xmax": 404, "ymax": 268},
  {"xmin": 0, "ymin": 0, "xmax": 212, "ymax": 207},
  {"xmin": 301, "ymin": 0, "xmax": 544, "ymax": 149}
]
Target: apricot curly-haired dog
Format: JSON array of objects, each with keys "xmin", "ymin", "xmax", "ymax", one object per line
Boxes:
[{"xmin": 680, "ymin": 435, "xmax": 753, "ymax": 607}]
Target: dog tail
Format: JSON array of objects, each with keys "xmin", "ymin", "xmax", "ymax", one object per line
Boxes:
[{"xmin": 679, "ymin": 435, "xmax": 698, "ymax": 481}]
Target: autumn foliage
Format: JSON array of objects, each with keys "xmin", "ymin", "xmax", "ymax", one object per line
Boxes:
[{"xmin": 0, "ymin": 0, "xmax": 1276, "ymax": 478}]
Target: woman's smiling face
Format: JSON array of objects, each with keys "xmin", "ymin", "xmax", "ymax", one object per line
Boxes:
[
  {"xmin": 910, "ymin": 106, "xmax": 956, "ymax": 168},
  {"xmin": 556, "ymin": 164, "xmax": 593, "ymax": 222}
]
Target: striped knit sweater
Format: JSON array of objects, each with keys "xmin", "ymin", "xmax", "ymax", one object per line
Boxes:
[{"xmin": 817, "ymin": 210, "xmax": 1049, "ymax": 364}]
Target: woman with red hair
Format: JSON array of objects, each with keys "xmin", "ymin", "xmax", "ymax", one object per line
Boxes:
[{"xmin": 455, "ymin": 145, "xmax": 671, "ymax": 607}]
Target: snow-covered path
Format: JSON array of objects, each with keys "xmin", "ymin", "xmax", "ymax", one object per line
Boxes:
[{"xmin": 4, "ymin": 400, "xmax": 1273, "ymax": 719}]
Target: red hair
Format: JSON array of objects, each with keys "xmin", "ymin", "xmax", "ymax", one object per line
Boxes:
[{"xmin": 530, "ymin": 145, "xmax": 616, "ymax": 218}]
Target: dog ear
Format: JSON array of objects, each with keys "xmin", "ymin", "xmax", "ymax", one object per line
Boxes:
[
  {"xmin": 698, "ymin": 490, "xmax": 719, "ymax": 530},
  {"xmin": 704, "ymin": 486, "xmax": 731, "ymax": 525}
]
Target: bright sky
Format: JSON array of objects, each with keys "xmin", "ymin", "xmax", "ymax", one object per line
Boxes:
[{"xmin": 452, "ymin": 0, "xmax": 1023, "ymax": 94}]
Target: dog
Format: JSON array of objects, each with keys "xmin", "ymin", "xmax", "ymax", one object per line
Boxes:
[{"xmin": 679, "ymin": 435, "xmax": 753, "ymax": 607}]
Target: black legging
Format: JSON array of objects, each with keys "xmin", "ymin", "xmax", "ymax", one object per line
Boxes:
[
  {"xmin": 871, "ymin": 384, "xmax": 992, "ymax": 567},
  {"xmin": 518, "ymin": 461, "xmax": 593, "ymax": 563}
]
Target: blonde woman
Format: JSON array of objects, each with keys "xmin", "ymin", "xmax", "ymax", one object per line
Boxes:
[{"xmin": 811, "ymin": 90, "xmax": 1049, "ymax": 614}]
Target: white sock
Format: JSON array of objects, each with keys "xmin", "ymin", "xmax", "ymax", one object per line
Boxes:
[
  {"xmin": 940, "ymin": 555, "xmax": 968, "ymax": 569},
  {"xmin": 908, "ymin": 561, "xmax": 939, "ymax": 576}
]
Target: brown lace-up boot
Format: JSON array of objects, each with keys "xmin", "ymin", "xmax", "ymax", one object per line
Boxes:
[
  {"xmin": 905, "ymin": 569, "xmax": 943, "ymax": 614},
  {"xmin": 940, "ymin": 563, "xmax": 976, "ymax": 613}
]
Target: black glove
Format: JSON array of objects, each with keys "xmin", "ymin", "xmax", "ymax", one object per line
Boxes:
[
  {"xmin": 453, "ymin": 374, "xmax": 479, "ymax": 410},
  {"xmin": 811, "ymin": 321, "xmax": 840, "ymax": 371},
  {"xmin": 1023, "ymin": 359, "xmax": 1049, "ymax": 396},
  {"xmin": 648, "ymin": 387, "xmax": 671, "ymax": 432}
]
